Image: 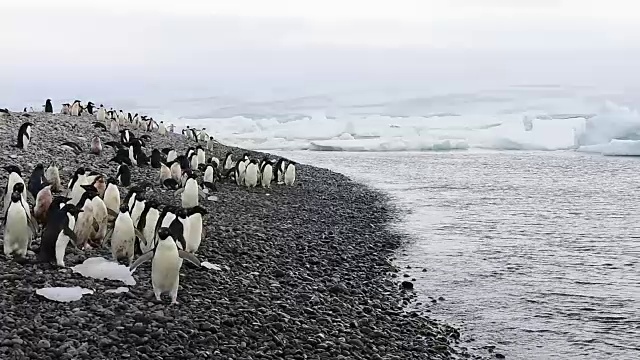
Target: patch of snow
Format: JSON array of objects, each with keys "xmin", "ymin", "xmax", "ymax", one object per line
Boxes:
[
  {"xmin": 207, "ymin": 196, "xmax": 218, "ymax": 201},
  {"xmin": 201, "ymin": 261, "xmax": 221, "ymax": 271},
  {"xmin": 36, "ymin": 287, "xmax": 94, "ymax": 302},
  {"xmin": 105, "ymin": 287, "xmax": 129, "ymax": 294},
  {"xmin": 71, "ymin": 257, "xmax": 136, "ymax": 285},
  {"xmin": 203, "ymin": 188, "xmax": 210, "ymax": 194}
]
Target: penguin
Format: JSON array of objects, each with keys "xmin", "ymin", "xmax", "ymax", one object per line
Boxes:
[
  {"xmin": 37, "ymin": 203, "xmax": 80, "ymax": 267},
  {"xmin": 92, "ymin": 121, "xmax": 107, "ymax": 131},
  {"xmin": 166, "ymin": 149, "xmax": 177, "ymax": 163},
  {"xmin": 110, "ymin": 118, "xmax": 119, "ymax": 135},
  {"xmin": 170, "ymin": 161, "xmax": 182, "ymax": 183},
  {"xmin": 34, "ymin": 185, "xmax": 53, "ymax": 225},
  {"xmin": 209, "ymin": 156, "xmax": 220, "ymax": 168},
  {"xmin": 274, "ymin": 158, "xmax": 287, "ymax": 184},
  {"xmin": 120, "ymin": 129, "xmax": 132, "ymax": 144},
  {"xmin": 202, "ymin": 164, "xmax": 219, "ymax": 192},
  {"xmin": 134, "ymin": 148, "xmax": 150, "ymax": 167},
  {"xmin": 45, "ymin": 162, "xmax": 62, "ymax": 193},
  {"xmin": 196, "ymin": 146, "xmax": 206, "ymax": 165},
  {"xmin": 158, "ymin": 162, "xmax": 171, "ymax": 184},
  {"xmin": 70, "ymin": 100, "xmax": 81, "ymax": 116},
  {"xmin": 96, "ymin": 104, "xmax": 106, "ymax": 122},
  {"xmin": 128, "ymin": 112, "xmax": 133, "ymax": 123},
  {"xmin": 174, "ymin": 174, "xmax": 206, "ymax": 208},
  {"xmin": 151, "ymin": 149, "xmax": 163, "ymax": 168},
  {"xmin": 27, "ymin": 164, "xmax": 47, "ymax": 199},
  {"xmin": 86, "ymin": 102, "xmax": 95, "ymax": 115},
  {"xmin": 137, "ymin": 199, "xmax": 160, "ymax": 254},
  {"xmin": 244, "ymin": 159, "xmax": 259, "ymax": 188},
  {"xmin": 104, "ymin": 204, "xmax": 146, "ymax": 266},
  {"xmin": 118, "ymin": 110, "xmax": 126, "ymax": 125},
  {"xmin": 130, "ymin": 192, "xmax": 146, "ymax": 228},
  {"xmin": 189, "ymin": 153, "xmax": 199, "ymax": 171},
  {"xmin": 61, "ymin": 103, "xmax": 70, "ymax": 115},
  {"xmin": 158, "ymin": 121, "xmax": 167, "ymax": 136},
  {"xmin": 223, "ymin": 152, "xmax": 234, "ymax": 171},
  {"xmin": 190, "ymin": 128, "xmax": 198, "ymax": 142},
  {"xmin": 23, "ymin": 107, "xmax": 27, "ymax": 113},
  {"xmin": 234, "ymin": 155, "xmax": 250, "ymax": 186},
  {"xmin": 60, "ymin": 141, "xmax": 83, "ymax": 155},
  {"xmin": 88, "ymin": 194, "xmax": 108, "ymax": 248},
  {"xmin": 103, "ymin": 177, "xmax": 121, "ymax": 221},
  {"xmin": 90, "ymin": 136, "xmax": 102, "ymax": 155},
  {"xmin": 115, "ymin": 164, "xmax": 131, "ymax": 187},
  {"xmin": 261, "ymin": 160, "xmax": 274, "ymax": 188},
  {"xmin": 129, "ymin": 227, "xmax": 200, "ymax": 304},
  {"xmin": 110, "ymin": 148, "xmax": 132, "ymax": 166},
  {"xmin": 15, "ymin": 122, "xmax": 33, "ymax": 150},
  {"xmin": 3, "ymin": 166, "xmax": 31, "ymax": 214},
  {"xmin": 67, "ymin": 167, "xmax": 87, "ymax": 206},
  {"xmin": 3, "ymin": 191, "xmax": 37, "ymax": 259},
  {"xmin": 185, "ymin": 206, "xmax": 207, "ymax": 253},
  {"xmin": 44, "ymin": 99, "xmax": 53, "ymax": 113},
  {"xmin": 163, "ymin": 178, "xmax": 180, "ymax": 190},
  {"xmin": 42, "ymin": 195, "xmax": 71, "ymax": 227},
  {"xmin": 132, "ymin": 113, "xmax": 140, "ymax": 126},
  {"xmin": 73, "ymin": 188, "xmax": 100, "ymax": 249},
  {"xmin": 284, "ymin": 161, "xmax": 297, "ymax": 186},
  {"xmin": 207, "ymin": 136, "xmax": 216, "ymax": 151}
]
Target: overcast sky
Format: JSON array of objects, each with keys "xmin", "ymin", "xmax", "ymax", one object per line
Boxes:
[{"xmin": 1, "ymin": 0, "xmax": 638, "ymax": 104}]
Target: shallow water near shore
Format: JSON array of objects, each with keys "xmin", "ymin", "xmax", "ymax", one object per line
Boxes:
[{"xmin": 275, "ymin": 150, "xmax": 640, "ymax": 360}]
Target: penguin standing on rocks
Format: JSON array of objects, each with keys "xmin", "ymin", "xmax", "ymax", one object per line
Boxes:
[
  {"xmin": 3, "ymin": 166, "xmax": 31, "ymax": 213},
  {"xmin": 103, "ymin": 177, "xmax": 120, "ymax": 221},
  {"xmin": 202, "ymin": 164, "xmax": 219, "ymax": 192},
  {"xmin": 165, "ymin": 149, "xmax": 177, "ymax": 163},
  {"xmin": 45, "ymin": 162, "xmax": 62, "ymax": 193},
  {"xmin": 27, "ymin": 164, "xmax": 48, "ymax": 199},
  {"xmin": 115, "ymin": 164, "xmax": 131, "ymax": 187},
  {"xmin": 3, "ymin": 191, "xmax": 37, "ymax": 259},
  {"xmin": 151, "ymin": 149, "xmax": 162, "ymax": 168},
  {"xmin": 96, "ymin": 104, "xmax": 106, "ymax": 122},
  {"xmin": 284, "ymin": 161, "xmax": 297, "ymax": 186},
  {"xmin": 244, "ymin": 159, "xmax": 259, "ymax": 188},
  {"xmin": 105, "ymin": 204, "xmax": 146, "ymax": 266},
  {"xmin": 234, "ymin": 155, "xmax": 250, "ymax": 186},
  {"xmin": 169, "ymin": 162, "xmax": 181, "ymax": 183},
  {"xmin": 196, "ymin": 146, "xmax": 206, "ymax": 165},
  {"xmin": 175, "ymin": 174, "xmax": 206, "ymax": 208},
  {"xmin": 223, "ymin": 152, "xmax": 234, "ymax": 171},
  {"xmin": 86, "ymin": 102, "xmax": 95, "ymax": 115},
  {"xmin": 110, "ymin": 117, "xmax": 119, "ymax": 135},
  {"xmin": 37, "ymin": 203, "xmax": 80, "ymax": 267},
  {"xmin": 185, "ymin": 206, "xmax": 207, "ymax": 253},
  {"xmin": 129, "ymin": 192, "xmax": 147, "ymax": 228},
  {"xmin": 88, "ymin": 193, "xmax": 109, "ymax": 248},
  {"xmin": 44, "ymin": 99, "xmax": 53, "ymax": 113},
  {"xmin": 260, "ymin": 160, "xmax": 274, "ymax": 188},
  {"xmin": 158, "ymin": 121, "xmax": 167, "ymax": 136},
  {"xmin": 68, "ymin": 167, "xmax": 88, "ymax": 206},
  {"xmin": 207, "ymin": 136, "xmax": 216, "ymax": 151},
  {"xmin": 70, "ymin": 100, "xmax": 81, "ymax": 116},
  {"xmin": 15, "ymin": 122, "xmax": 33, "ymax": 150},
  {"xmin": 130, "ymin": 227, "xmax": 200, "ymax": 304},
  {"xmin": 90, "ymin": 136, "xmax": 102, "ymax": 155},
  {"xmin": 274, "ymin": 158, "xmax": 286, "ymax": 184},
  {"xmin": 138, "ymin": 200, "xmax": 160, "ymax": 253},
  {"xmin": 34, "ymin": 185, "xmax": 53, "ymax": 226},
  {"xmin": 73, "ymin": 188, "xmax": 100, "ymax": 249},
  {"xmin": 61, "ymin": 103, "xmax": 70, "ymax": 115}
]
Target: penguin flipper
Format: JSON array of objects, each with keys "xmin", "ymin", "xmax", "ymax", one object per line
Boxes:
[
  {"xmin": 103, "ymin": 228, "xmax": 114, "ymax": 247},
  {"xmin": 63, "ymin": 226, "xmax": 79, "ymax": 245},
  {"xmin": 92, "ymin": 218, "xmax": 100, "ymax": 232},
  {"xmin": 129, "ymin": 251, "xmax": 153, "ymax": 272},
  {"xmin": 178, "ymin": 250, "xmax": 201, "ymax": 267},
  {"xmin": 134, "ymin": 228, "xmax": 147, "ymax": 246},
  {"xmin": 107, "ymin": 208, "xmax": 118, "ymax": 218},
  {"xmin": 26, "ymin": 191, "xmax": 36, "ymax": 203},
  {"xmin": 173, "ymin": 188, "xmax": 185, "ymax": 196},
  {"xmin": 28, "ymin": 216, "xmax": 39, "ymax": 235},
  {"xmin": 197, "ymin": 188, "xmax": 208, "ymax": 199}
]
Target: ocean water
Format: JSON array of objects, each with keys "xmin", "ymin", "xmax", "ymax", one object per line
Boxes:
[{"xmin": 275, "ymin": 150, "xmax": 640, "ymax": 360}]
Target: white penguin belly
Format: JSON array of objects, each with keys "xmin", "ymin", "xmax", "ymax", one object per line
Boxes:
[
  {"xmin": 111, "ymin": 224, "xmax": 135, "ymax": 260},
  {"xmin": 262, "ymin": 165, "xmax": 273, "ymax": 188},
  {"xmin": 182, "ymin": 182, "xmax": 199, "ymax": 208},
  {"xmin": 152, "ymin": 242, "xmax": 182, "ymax": 293},
  {"xmin": 131, "ymin": 201, "xmax": 145, "ymax": 228},
  {"xmin": 55, "ymin": 215, "xmax": 75, "ymax": 266},
  {"xmin": 185, "ymin": 214, "xmax": 203, "ymax": 253},
  {"xmin": 3, "ymin": 206, "xmax": 30, "ymax": 257},
  {"xmin": 103, "ymin": 186, "xmax": 120, "ymax": 220},
  {"xmin": 284, "ymin": 166, "xmax": 296, "ymax": 185}
]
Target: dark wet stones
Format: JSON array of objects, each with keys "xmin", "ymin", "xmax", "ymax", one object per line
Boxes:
[
  {"xmin": 401, "ymin": 281, "xmax": 414, "ymax": 290},
  {"xmin": 495, "ymin": 353, "xmax": 506, "ymax": 359}
]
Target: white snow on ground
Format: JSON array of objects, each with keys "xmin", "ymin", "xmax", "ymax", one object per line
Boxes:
[
  {"xmin": 105, "ymin": 287, "xmax": 130, "ymax": 294},
  {"xmin": 36, "ymin": 287, "xmax": 94, "ymax": 302},
  {"xmin": 201, "ymin": 262, "xmax": 222, "ymax": 271},
  {"xmin": 71, "ymin": 257, "xmax": 136, "ymax": 285}
]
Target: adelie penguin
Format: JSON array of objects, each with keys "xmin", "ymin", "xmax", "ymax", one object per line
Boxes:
[
  {"xmin": 34, "ymin": 184, "xmax": 53, "ymax": 226},
  {"xmin": 274, "ymin": 158, "xmax": 287, "ymax": 184},
  {"xmin": 202, "ymin": 163, "xmax": 220, "ymax": 192},
  {"xmin": 158, "ymin": 121, "xmax": 167, "ymax": 136},
  {"xmin": 61, "ymin": 103, "xmax": 70, "ymax": 115},
  {"xmin": 115, "ymin": 164, "xmax": 131, "ymax": 187},
  {"xmin": 3, "ymin": 191, "xmax": 38, "ymax": 260},
  {"xmin": 137, "ymin": 199, "xmax": 160, "ymax": 254},
  {"xmin": 151, "ymin": 149, "xmax": 163, "ymax": 168},
  {"xmin": 70, "ymin": 100, "xmax": 81, "ymax": 116},
  {"xmin": 3, "ymin": 166, "xmax": 33, "ymax": 214},
  {"xmin": 44, "ymin": 99, "xmax": 53, "ymax": 113},
  {"xmin": 175, "ymin": 173, "xmax": 206, "ymax": 208},
  {"xmin": 103, "ymin": 177, "xmax": 120, "ymax": 221},
  {"xmin": 130, "ymin": 227, "xmax": 201, "ymax": 304},
  {"xmin": 184, "ymin": 206, "xmax": 207, "ymax": 253},
  {"xmin": 96, "ymin": 104, "xmax": 106, "ymax": 122},
  {"xmin": 86, "ymin": 102, "xmax": 95, "ymax": 115},
  {"xmin": 27, "ymin": 164, "xmax": 48, "ymax": 199},
  {"xmin": 90, "ymin": 136, "xmax": 102, "ymax": 155},
  {"xmin": 73, "ymin": 187, "xmax": 101, "ymax": 249},
  {"xmin": 260, "ymin": 160, "xmax": 274, "ymax": 188},
  {"xmin": 244, "ymin": 159, "xmax": 259, "ymax": 188},
  {"xmin": 37, "ymin": 203, "xmax": 80, "ymax": 267},
  {"xmin": 104, "ymin": 204, "xmax": 146, "ymax": 266},
  {"xmin": 45, "ymin": 162, "xmax": 62, "ymax": 193},
  {"xmin": 14, "ymin": 122, "xmax": 33, "ymax": 150},
  {"xmin": 93, "ymin": 122, "xmax": 107, "ymax": 131},
  {"xmin": 284, "ymin": 160, "xmax": 297, "ymax": 186}
]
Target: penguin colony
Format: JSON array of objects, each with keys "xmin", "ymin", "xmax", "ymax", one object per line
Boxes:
[{"xmin": 0, "ymin": 100, "xmax": 298, "ymax": 304}]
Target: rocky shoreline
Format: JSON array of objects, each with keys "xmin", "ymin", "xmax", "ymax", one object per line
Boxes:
[{"xmin": 0, "ymin": 111, "xmax": 468, "ymax": 359}]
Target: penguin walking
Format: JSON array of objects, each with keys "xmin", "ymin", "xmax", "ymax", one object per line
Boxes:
[
  {"xmin": 44, "ymin": 99, "xmax": 53, "ymax": 113},
  {"xmin": 244, "ymin": 159, "xmax": 259, "ymax": 188},
  {"xmin": 198, "ymin": 128, "xmax": 208, "ymax": 142},
  {"xmin": 284, "ymin": 161, "xmax": 297, "ymax": 186},
  {"xmin": 129, "ymin": 227, "xmax": 200, "ymax": 304},
  {"xmin": 15, "ymin": 122, "xmax": 33, "ymax": 150},
  {"xmin": 103, "ymin": 178, "xmax": 120, "ymax": 221},
  {"xmin": 185, "ymin": 206, "xmax": 207, "ymax": 253},
  {"xmin": 116, "ymin": 164, "xmax": 131, "ymax": 187},
  {"xmin": 3, "ymin": 191, "xmax": 37, "ymax": 259},
  {"xmin": 45, "ymin": 162, "xmax": 62, "ymax": 193},
  {"xmin": 90, "ymin": 136, "xmax": 102, "ymax": 155},
  {"xmin": 174, "ymin": 174, "xmax": 206, "ymax": 208},
  {"xmin": 207, "ymin": 136, "xmax": 216, "ymax": 151},
  {"xmin": 37, "ymin": 203, "xmax": 80, "ymax": 267},
  {"xmin": 96, "ymin": 104, "xmax": 106, "ymax": 122},
  {"xmin": 105, "ymin": 204, "xmax": 146, "ymax": 266},
  {"xmin": 261, "ymin": 160, "xmax": 274, "ymax": 188}
]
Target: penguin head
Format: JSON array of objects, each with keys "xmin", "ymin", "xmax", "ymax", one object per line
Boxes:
[
  {"xmin": 3, "ymin": 165, "xmax": 21, "ymax": 175},
  {"xmin": 74, "ymin": 167, "xmax": 86, "ymax": 175},
  {"xmin": 175, "ymin": 208, "xmax": 187, "ymax": 219},
  {"xmin": 119, "ymin": 204, "xmax": 129, "ymax": 213},
  {"xmin": 106, "ymin": 177, "xmax": 118, "ymax": 186},
  {"xmin": 163, "ymin": 178, "xmax": 179, "ymax": 189},
  {"xmin": 250, "ymin": 159, "xmax": 259, "ymax": 165},
  {"xmin": 12, "ymin": 183, "xmax": 25, "ymax": 194},
  {"xmin": 146, "ymin": 199, "xmax": 159, "ymax": 209},
  {"xmin": 10, "ymin": 191, "xmax": 21, "ymax": 203},
  {"xmin": 188, "ymin": 206, "xmax": 208, "ymax": 216},
  {"xmin": 34, "ymin": 163, "xmax": 44, "ymax": 171},
  {"xmin": 157, "ymin": 227, "xmax": 172, "ymax": 240},
  {"xmin": 63, "ymin": 204, "xmax": 82, "ymax": 216},
  {"xmin": 197, "ymin": 163, "xmax": 207, "ymax": 172}
]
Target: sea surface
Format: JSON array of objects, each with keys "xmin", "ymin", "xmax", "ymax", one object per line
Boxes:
[{"xmin": 276, "ymin": 150, "xmax": 640, "ymax": 360}]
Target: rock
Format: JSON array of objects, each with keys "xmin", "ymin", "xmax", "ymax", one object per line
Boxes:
[
  {"xmin": 37, "ymin": 340, "xmax": 50, "ymax": 349},
  {"xmin": 495, "ymin": 354, "xmax": 505, "ymax": 359},
  {"xmin": 401, "ymin": 281, "xmax": 414, "ymax": 290}
]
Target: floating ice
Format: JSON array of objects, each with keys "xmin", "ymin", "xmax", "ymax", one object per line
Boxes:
[
  {"xmin": 201, "ymin": 262, "xmax": 222, "ymax": 271},
  {"xmin": 71, "ymin": 257, "xmax": 136, "ymax": 285},
  {"xmin": 105, "ymin": 287, "xmax": 130, "ymax": 294},
  {"xmin": 36, "ymin": 287, "xmax": 94, "ymax": 302}
]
